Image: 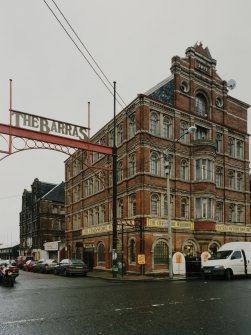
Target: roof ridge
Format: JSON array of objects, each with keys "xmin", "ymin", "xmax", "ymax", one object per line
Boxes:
[
  {"xmin": 144, "ymin": 74, "xmax": 174, "ymax": 95},
  {"xmin": 40, "ymin": 182, "xmax": 63, "ymax": 200}
]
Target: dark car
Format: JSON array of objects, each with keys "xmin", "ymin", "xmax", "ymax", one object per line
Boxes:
[
  {"xmin": 54, "ymin": 259, "xmax": 88, "ymax": 277},
  {"xmin": 32, "ymin": 259, "xmax": 46, "ymax": 273}
]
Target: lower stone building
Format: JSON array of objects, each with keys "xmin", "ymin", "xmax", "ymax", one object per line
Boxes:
[
  {"xmin": 19, "ymin": 178, "xmax": 65, "ymax": 261},
  {"xmin": 65, "ymin": 43, "xmax": 251, "ymax": 275}
]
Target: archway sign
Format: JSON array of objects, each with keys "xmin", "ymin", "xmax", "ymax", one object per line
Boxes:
[{"xmin": 0, "ymin": 80, "xmax": 112, "ymax": 162}]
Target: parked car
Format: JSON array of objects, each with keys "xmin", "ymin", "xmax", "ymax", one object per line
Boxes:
[
  {"xmin": 0, "ymin": 259, "xmax": 19, "ymax": 280},
  {"xmin": 54, "ymin": 259, "xmax": 88, "ymax": 276},
  {"xmin": 17, "ymin": 256, "xmax": 34, "ymax": 269},
  {"xmin": 39, "ymin": 259, "xmax": 58, "ymax": 273},
  {"xmin": 23, "ymin": 260, "xmax": 37, "ymax": 272},
  {"xmin": 32, "ymin": 259, "xmax": 45, "ymax": 273}
]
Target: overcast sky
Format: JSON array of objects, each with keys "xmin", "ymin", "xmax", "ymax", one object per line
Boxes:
[{"xmin": 0, "ymin": 0, "xmax": 251, "ymax": 247}]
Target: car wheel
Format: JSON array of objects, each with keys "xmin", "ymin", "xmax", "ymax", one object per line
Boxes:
[
  {"xmin": 225, "ymin": 269, "xmax": 233, "ymax": 280},
  {"xmin": 54, "ymin": 269, "xmax": 58, "ymax": 275},
  {"xmin": 63, "ymin": 269, "xmax": 68, "ymax": 277}
]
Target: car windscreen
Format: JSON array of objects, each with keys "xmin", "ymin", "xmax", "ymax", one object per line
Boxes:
[
  {"xmin": 71, "ymin": 259, "xmax": 84, "ymax": 265},
  {"xmin": 209, "ymin": 250, "xmax": 232, "ymax": 260}
]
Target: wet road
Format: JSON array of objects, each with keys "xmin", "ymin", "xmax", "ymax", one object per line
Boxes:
[{"xmin": 1, "ymin": 271, "xmax": 251, "ymax": 335}]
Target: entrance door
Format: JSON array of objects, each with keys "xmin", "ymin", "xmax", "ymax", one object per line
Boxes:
[{"xmin": 83, "ymin": 248, "xmax": 94, "ymax": 271}]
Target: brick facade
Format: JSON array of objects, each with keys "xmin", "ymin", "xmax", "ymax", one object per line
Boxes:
[
  {"xmin": 65, "ymin": 43, "xmax": 250, "ymax": 275},
  {"xmin": 19, "ymin": 178, "xmax": 65, "ymax": 260}
]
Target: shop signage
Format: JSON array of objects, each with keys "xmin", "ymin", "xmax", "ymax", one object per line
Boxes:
[
  {"xmin": 82, "ymin": 223, "xmax": 112, "ymax": 236},
  {"xmin": 146, "ymin": 218, "xmax": 194, "ymax": 230},
  {"xmin": 44, "ymin": 241, "xmax": 58, "ymax": 251},
  {"xmin": 137, "ymin": 254, "xmax": 145, "ymax": 265},
  {"xmin": 216, "ymin": 224, "xmax": 251, "ymax": 234},
  {"xmin": 11, "ymin": 110, "xmax": 89, "ymax": 141}
]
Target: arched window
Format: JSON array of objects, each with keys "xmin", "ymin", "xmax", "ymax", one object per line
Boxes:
[
  {"xmin": 117, "ymin": 124, "xmax": 123, "ymax": 145},
  {"xmin": 180, "ymin": 121, "xmax": 189, "ymax": 143},
  {"xmin": 89, "ymin": 209, "xmax": 93, "ymax": 226},
  {"xmin": 128, "ymin": 114, "xmax": 136, "ymax": 138},
  {"xmin": 237, "ymin": 205, "xmax": 244, "ymax": 223},
  {"xmin": 163, "ymin": 116, "xmax": 172, "ymax": 139},
  {"xmin": 151, "ymin": 194, "xmax": 160, "ymax": 216},
  {"xmin": 216, "ymin": 167, "xmax": 223, "ymax": 187},
  {"xmin": 94, "ymin": 176, "xmax": 100, "ymax": 193},
  {"xmin": 216, "ymin": 133, "xmax": 223, "ymax": 153},
  {"xmin": 128, "ymin": 153, "xmax": 136, "ymax": 176},
  {"xmin": 84, "ymin": 212, "xmax": 88, "ymax": 227},
  {"xmin": 95, "ymin": 207, "xmax": 100, "ymax": 225},
  {"xmin": 129, "ymin": 239, "xmax": 136, "ymax": 263},
  {"xmin": 183, "ymin": 240, "xmax": 197, "ymax": 256},
  {"xmin": 100, "ymin": 205, "xmax": 105, "ymax": 223},
  {"xmin": 228, "ymin": 137, "xmax": 235, "ymax": 156},
  {"xmin": 181, "ymin": 197, "xmax": 188, "ymax": 218},
  {"xmin": 117, "ymin": 161, "xmax": 123, "ymax": 182},
  {"xmin": 236, "ymin": 172, "xmax": 243, "ymax": 191},
  {"xmin": 150, "ymin": 112, "xmax": 159, "ymax": 135},
  {"xmin": 89, "ymin": 178, "xmax": 93, "ymax": 195},
  {"xmin": 208, "ymin": 242, "xmax": 220, "ymax": 254},
  {"xmin": 150, "ymin": 152, "xmax": 159, "ymax": 175},
  {"xmin": 99, "ymin": 173, "xmax": 105, "ymax": 190},
  {"xmin": 118, "ymin": 199, "xmax": 124, "ymax": 219},
  {"xmin": 180, "ymin": 160, "xmax": 188, "ymax": 180},
  {"xmin": 228, "ymin": 204, "xmax": 235, "ymax": 222},
  {"xmin": 236, "ymin": 140, "xmax": 243, "ymax": 159},
  {"xmin": 216, "ymin": 202, "xmax": 223, "ymax": 222},
  {"xmin": 228, "ymin": 170, "xmax": 235, "ymax": 189},
  {"xmin": 195, "ymin": 93, "xmax": 208, "ymax": 117},
  {"xmin": 129, "ymin": 194, "xmax": 136, "ymax": 217},
  {"xmin": 97, "ymin": 243, "xmax": 105, "ymax": 262},
  {"xmin": 154, "ymin": 240, "xmax": 168, "ymax": 264}
]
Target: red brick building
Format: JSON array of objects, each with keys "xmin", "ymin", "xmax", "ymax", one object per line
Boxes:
[
  {"xmin": 19, "ymin": 178, "xmax": 65, "ymax": 260},
  {"xmin": 65, "ymin": 43, "xmax": 250, "ymax": 275}
]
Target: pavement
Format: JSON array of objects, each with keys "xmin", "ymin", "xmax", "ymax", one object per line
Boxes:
[{"xmin": 87, "ymin": 270, "xmax": 193, "ymax": 282}]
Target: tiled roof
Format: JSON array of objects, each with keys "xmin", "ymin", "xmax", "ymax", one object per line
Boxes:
[
  {"xmin": 144, "ymin": 75, "xmax": 174, "ymax": 105},
  {"xmin": 41, "ymin": 182, "xmax": 65, "ymax": 203}
]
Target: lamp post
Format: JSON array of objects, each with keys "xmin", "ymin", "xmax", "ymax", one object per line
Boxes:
[
  {"xmin": 164, "ymin": 125, "xmax": 196, "ymax": 279},
  {"xmin": 112, "ymin": 81, "xmax": 118, "ymax": 278}
]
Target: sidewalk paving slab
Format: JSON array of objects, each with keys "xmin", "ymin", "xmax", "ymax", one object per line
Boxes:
[{"xmin": 86, "ymin": 270, "xmax": 197, "ymax": 282}]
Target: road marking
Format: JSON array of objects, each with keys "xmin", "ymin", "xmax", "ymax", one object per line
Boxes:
[
  {"xmin": 2, "ymin": 318, "xmax": 44, "ymax": 325},
  {"xmin": 115, "ymin": 307, "xmax": 133, "ymax": 311},
  {"xmin": 152, "ymin": 304, "xmax": 165, "ymax": 307}
]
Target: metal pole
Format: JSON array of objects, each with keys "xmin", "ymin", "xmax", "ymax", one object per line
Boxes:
[
  {"xmin": 166, "ymin": 170, "xmax": 173, "ymax": 279},
  {"xmin": 121, "ymin": 222, "xmax": 124, "ymax": 277},
  {"xmin": 112, "ymin": 81, "xmax": 118, "ymax": 277}
]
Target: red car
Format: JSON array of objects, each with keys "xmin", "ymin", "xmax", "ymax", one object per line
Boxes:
[
  {"xmin": 17, "ymin": 256, "xmax": 34, "ymax": 269},
  {"xmin": 23, "ymin": 260, "xmax": 37, "ymax": 272},
  {"xmin": 0, "ymin": 260, "xmax": 19, "ymax": 280}
]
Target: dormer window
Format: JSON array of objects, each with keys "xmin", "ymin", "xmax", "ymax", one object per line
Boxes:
[{"xmin": 195, "ymin": 94, "xmax": 208, "ymax": 117}]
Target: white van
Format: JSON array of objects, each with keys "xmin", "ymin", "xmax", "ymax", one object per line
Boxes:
[{"xmin": 201, "ymin": 242, "xmax": 251, "ymax": 280}]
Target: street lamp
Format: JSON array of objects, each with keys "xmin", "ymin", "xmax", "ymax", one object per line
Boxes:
[{"xmin": 164, "ymin": 125, "xmax": 196, "ymax": 279}]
